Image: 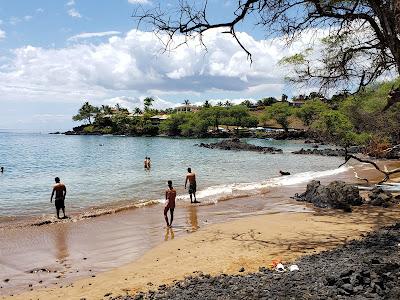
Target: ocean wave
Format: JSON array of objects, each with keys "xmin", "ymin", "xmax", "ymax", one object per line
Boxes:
[
  {"xmin": 1, "ymin": 167, "xmax": 348, "ymax": 228},
  {"xmin": 176, "ymin": 166, "xmax": 349, "ymax": 204}
]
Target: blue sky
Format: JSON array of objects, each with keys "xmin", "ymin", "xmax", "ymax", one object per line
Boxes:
[{"xmin": 0, "ymin": 0, "xmax": 302, "ymax": 131}]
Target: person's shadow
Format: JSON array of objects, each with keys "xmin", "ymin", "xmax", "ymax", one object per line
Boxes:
[{"xmin": 164, "ymin": 227, "xmax": 175, "ymax": 241}]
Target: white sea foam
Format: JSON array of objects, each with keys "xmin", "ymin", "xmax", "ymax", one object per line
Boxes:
[{"xmin": 175, "ymin": 166, "xmax": 349, "ymax": 204}]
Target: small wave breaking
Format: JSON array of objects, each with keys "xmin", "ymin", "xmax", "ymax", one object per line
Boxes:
[{"xmin": 2, "ymin": 167, "xmax": 349, "ymax": 228}]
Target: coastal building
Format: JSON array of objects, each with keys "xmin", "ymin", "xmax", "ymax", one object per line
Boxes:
[
  {"xmin": 150, "ymin": 114, "xmax": 170, "ymax": 125},
  {"xmin": 289, "ymin": 100, "xmax": 306, "ymax": 107},
  {"xmin": 175, "ymin": 104, "xmax": 199, "ymax": 113}
]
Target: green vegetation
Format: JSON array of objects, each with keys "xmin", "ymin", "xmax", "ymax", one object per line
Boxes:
[
  {"xmin": 263, "ymin": 102, "xmax": 293, "ymax": 132},
  {"xmin": 71, "ymin": 79, "xmax": 400, "ymax": 148}
]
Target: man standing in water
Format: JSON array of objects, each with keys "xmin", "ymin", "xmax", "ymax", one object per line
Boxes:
[
  {"xmin": 185, "ymin": 168, "xmax": 199, "ymax": 203},
  {"xmin": 50, "ymin": 177, "xmax": 67, "ymax": 219},
  {"xmin": 164, "ymin": 180, "xmax": 176, "ymax": 227}
]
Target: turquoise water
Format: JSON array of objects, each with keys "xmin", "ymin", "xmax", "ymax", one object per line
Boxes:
[{"xmin": 0, "ymin": 132, "xmax": 344, "ymax": 219}]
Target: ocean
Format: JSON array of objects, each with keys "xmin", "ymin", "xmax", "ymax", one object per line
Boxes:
[{"xmin": 0, "ymin": 132, "xmax": 345, "ymax": 222}]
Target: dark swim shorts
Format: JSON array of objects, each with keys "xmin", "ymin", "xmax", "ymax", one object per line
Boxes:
[
  {"xmin": 55, "ymin": 198, "xmax": 65, "ymax": 209},
  {"xmin": 189, "ymin": 182, "xmax": 196, "ymax": 194}
]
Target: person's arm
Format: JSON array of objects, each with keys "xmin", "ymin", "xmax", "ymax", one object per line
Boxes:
[
  {"xmin": 63, "ymin": 186, "xmax": 67, "ymax": 200},
  {"xmin": 165, "ymin": 190, "xmax": 169, "ymax": 206},
  {"xmin": 185, "ymin": 175, "xmax": 188, "ymax": 189},
  {"xmin": 51, "ymin": 187, "xmax": 55, "ymax": 203}
]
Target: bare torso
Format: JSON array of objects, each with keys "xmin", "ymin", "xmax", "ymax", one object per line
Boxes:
[
  {"xmin": 186, "ymin": 172, "xmax": 196, "ymax": 184},
  {"xmin": 53, "ymin": 183, "xmax": 66, "ymax": 199},
  {"xmin": 165, "ymin": 188, "xmax": 176, "ymax": 207}
]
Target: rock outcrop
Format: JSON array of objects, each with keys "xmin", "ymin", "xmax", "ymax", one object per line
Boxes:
[
  {"xmin": 198, "ymin": 138, "xmax": 282, "ymax": 154},
  {"xmin": 294, "ymin": 180, "xmax": 363, "ymax": 212},
  {"xmin": 368, "ymin": 187, "xmax": 400, "ymax": 207},
  {"xmin": 292, "ymin": 146, "xmax": 363, "ymax": 157}
]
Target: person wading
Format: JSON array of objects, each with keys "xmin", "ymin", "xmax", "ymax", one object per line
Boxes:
[
  {"xmin": 185, "ymin": 167, "xmax": 199, "ymax": 203},
  {"xmin": 164, "ymin": 180, "xmax": 176, "ymax": 227},
  {"xmin": 50, "ymin": 177, "xmax": 67, "ymax": 219}
]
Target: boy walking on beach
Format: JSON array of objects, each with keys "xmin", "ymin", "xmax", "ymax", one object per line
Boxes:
[
  {"xmin": 164, "ymin": 180, "xmax": 176, "ymax": 227},
  {"xmin": 185, "ymin": 168, "xmax": 199, "ymax": 203},
  {"xmin": 50, "ymin": 177, "xmax": 67, "ymax": 219}
]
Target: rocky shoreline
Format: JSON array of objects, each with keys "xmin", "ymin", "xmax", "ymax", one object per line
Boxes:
[
  {"xmin": 197, "ymin": 138, "xmax": 282, "ymax": 154},
  {"xmin": 114, "ymin": 223, "xmax": 400, "ymax": 300}
]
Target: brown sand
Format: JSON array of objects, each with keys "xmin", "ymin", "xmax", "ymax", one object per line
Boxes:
[
  {"xmin": 2, "ymin": 161, "xmax": 400, "ymax": 299},
  {"xmin": 3, "ymin": 204, "xmax": 400, "ymax": 300}
]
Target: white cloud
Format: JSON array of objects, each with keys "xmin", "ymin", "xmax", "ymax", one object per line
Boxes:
[
  {"xmin": 0, "ymin": 29, "xmax": 313, "ymax": 107},
  {"xmin": 104, "ymin": 96, "xmax": 175, "ymax": 110},
  {"xmin": 9, "ymin": 17, "xmax": 21, "ymax": 25},
  {"xmin": 68, "ymin": 31, "xmax": 121, "ymax": 41},
  {"xmin": 66, "ymin": 0, "xmax": 75, "ymax": 6},
  {"xmin": 9, "ymin": 15, "xmax": 33, "ymax": 25},
  {"xmin": 128, "ymin": 0, "xmax": 151, "ymax": 4},
  {"xmin": 68, "ymin": 8, "xmax": 82, "ymax": 18},
  {"xmin": 36, "ymin": 8, "xmax": 44, "ymax": 13},
  {"xmin": 0, "ymin": 29, "xmax": 5, "ymax": 40}
]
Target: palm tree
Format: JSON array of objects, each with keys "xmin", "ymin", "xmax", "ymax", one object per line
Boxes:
[
  {"xmin": 217, "ymin": 101, "xmax": 223, "ymax": 107},
  {"xmin": 134, "ymin": 107, "xmax": 142, "ymax": 115},
  {"xmin": 203, "ymin": 100, "xmax": 211, "ymax": 108},
  {"xmin": 224, "ymin": 100, "xmax": 232, "ymax": 107},
  {"xmin": 101, "ymin": 105, "xmax": 113, "ymax": 115},
  {"xmin": 143, "ymin": 97, "xmax": 155, "ymax": 112},
  {"xmin": 183, "ymin": 99, "xmax": 191, "ymax": 105}
]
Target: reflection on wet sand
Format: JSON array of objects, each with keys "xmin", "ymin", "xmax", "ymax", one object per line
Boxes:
[
  {"xmin": 164, "ymin": 227, "xmax": 174, "ymax": 241},
  {"xmin": 187, "ymin": 205, "xmax": 199, "ymax": 232},
  {"xmin": 53, "ymin": 225, "xmax": 70, "ymax": 263}
]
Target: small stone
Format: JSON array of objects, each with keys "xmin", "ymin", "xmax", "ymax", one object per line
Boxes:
[
  {"xmin": 239, "ymin": 267, "xmax": 245, "ymax": 272},
  {"xmin": 4, "ymin": 279, "xmax": 9, "ymax": 283},
  {"xmin": 342, "ymin": 283, "xmax": 354, "ymax": 293},
  {"xmin": 104, "ymin": 293, "xmax": 112, "ymax": 297}
]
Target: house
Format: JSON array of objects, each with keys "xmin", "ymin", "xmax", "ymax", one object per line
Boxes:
[
  {"xmin": 289, "ymin": 100, "xmax": 306, "ymax": 107},
  {"xmin": 175, "ymin": 104, "xmax": 199, "ymax": 113},
  {"xmin": 150, "ymin": 114, "xmax": 170, "ymax": 125}
]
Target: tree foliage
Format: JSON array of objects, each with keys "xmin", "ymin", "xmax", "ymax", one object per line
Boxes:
[
  {"xmin": 264, "ymin": 102, "xmax": 293, "ymax": 132},
  {"xmin": 72, "ymin": 102, "xmax": 99, "ymax": 125},
  {"xmin": 296, "ymin": 99, "xmax": 329, "ymax": 126},
  {"xmin": 134, "ymin": 0, "xmax": 400, "ymax": 97}
]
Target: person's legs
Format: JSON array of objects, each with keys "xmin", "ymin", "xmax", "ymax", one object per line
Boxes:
[
  {"xmin": 169, "ymin": 208, "xmax": 174, "ymax": 226},
  {"xmin": 56, "ymin": 207, "xmax": 60, "ymax": 219},
  {"xmin": 189, "ymin": 193, "xmax": 193, "ymax": 203},
  {"xmin": 164, "ymin": 207, "xmax": 170, "ymax": 226},
  {"xmin": 61, "ymin": 207, "xmax": 66, "ymax": 218}
]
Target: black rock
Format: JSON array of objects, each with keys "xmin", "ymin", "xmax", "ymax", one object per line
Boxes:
[{"xmin": 294, "ymin": 180, "xmax": 363, "ymax": 212}]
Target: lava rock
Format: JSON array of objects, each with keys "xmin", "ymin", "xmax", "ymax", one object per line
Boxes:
[{"xmin": 294, "ymin": 180, "xmax": 363, "ymax": 212}]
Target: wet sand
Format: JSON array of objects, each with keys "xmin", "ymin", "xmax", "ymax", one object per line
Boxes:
[{"xmin": 1, "ymin": 161, "xmax": 400, "ymax": 299}]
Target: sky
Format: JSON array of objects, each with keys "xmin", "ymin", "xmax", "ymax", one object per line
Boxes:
[{"xmin": 0, "ymin": 0, "xmax": 312, "ymax": 131}]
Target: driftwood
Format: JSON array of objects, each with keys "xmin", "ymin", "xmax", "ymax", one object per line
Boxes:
[{"xmin": 339, "ymin": 149, "xmax": 400, "ymax": 184}]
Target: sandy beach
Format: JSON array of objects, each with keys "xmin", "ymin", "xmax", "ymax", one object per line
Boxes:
[
  {"xmin": 1, "ymin": 161, "xmax": 400, "ymax": 299},
  {"xmin": 3, "ymin": 205, "xmax": 400, "ymax": 300}
]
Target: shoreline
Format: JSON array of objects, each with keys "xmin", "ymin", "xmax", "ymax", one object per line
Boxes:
[
  {"xmin": 3, "ymin": 205, "xmax": 400, "ymax": 300},
  {"xmin": 0, "ymin": 165, "xmax": 351, "ymax": 230},
  {"xmin": 1, "ymin": 162, "xmax": 400, "ymax": 299}
]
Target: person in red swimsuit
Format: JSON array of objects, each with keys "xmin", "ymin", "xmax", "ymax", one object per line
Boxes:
[{"xmin": 164, "ymin": 180, "xmax": 176, "ymax": 227}]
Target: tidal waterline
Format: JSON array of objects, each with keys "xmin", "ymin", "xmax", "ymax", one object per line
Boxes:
[{"xmin": 0, "ymin": 132, "xmax": 343, "ymax": 220}]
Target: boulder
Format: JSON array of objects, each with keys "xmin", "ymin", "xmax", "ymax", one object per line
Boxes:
[
  {"xmin": 294, "ymin": 180, "xmax": 363, "ymax": 212},
  {"xmin": 197, "ymin": 138, "xmax": 282, "ymax": 154},
  {"xmin": 368, "ymin": 187, "xmax": 399, "ymax": 207}
]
